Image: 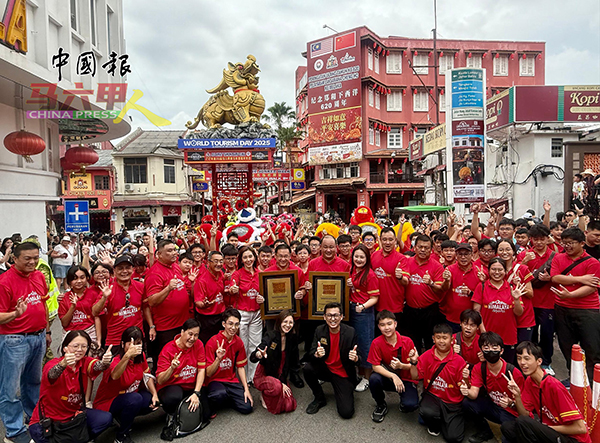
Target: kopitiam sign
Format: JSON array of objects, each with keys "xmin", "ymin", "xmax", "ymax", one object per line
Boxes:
[
  {"xmin": 308, "ymin": 141, "xmax": 362, "ymax": 166},
  {"xmin": 408, "ymin": 124, "xmax": 446, "ymax": 161}
]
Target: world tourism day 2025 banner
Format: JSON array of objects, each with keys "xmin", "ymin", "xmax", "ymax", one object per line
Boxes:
[
  {"xmin": 307, "ymin": 30, "xmax": 362, "ymax": 148},
  {"xmin": 446, "ymin": 68, "xmax": 486, "ymax": 204}
]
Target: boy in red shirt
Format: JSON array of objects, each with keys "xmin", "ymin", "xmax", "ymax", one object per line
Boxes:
[
  {"xmin": 501, "ymin": 341, "xmax": 591, "ymax": 443},
  {"xmin": 368, "ymin": 311, "xmax": 419, "ymax": 423},
  {"xmin": 461, "ymin": 332, "xmax": 525, "ymax": 443},
  {"xmin": 410, "ymin": 323, "xmax": 467, "ymax": 442},
  {"xmin": 453, "ymin": 309, "xmax": 483, "ymax": 368},
  {"xmin": 194, "ymin": 251, "xmax": 226, "ymax": 343}
]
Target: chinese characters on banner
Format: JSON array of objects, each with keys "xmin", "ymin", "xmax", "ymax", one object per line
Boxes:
[
  {"xmin": 52, "ymin": 48, "xmax": 131, "ymax": 82},
  {"xmin": 446, "ymin": 68, "xmax": 486, "ymax": 203},
  {"xmin": 307, "ymin": 30, "xmax": 363, "ymax": 147}
]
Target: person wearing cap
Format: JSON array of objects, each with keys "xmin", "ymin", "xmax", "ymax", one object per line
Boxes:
[
  {"xmin": 0, "ymin": 241, "xmax": 50, "ymax": 443},
  {"xmin": 439, "ymin": 243, "xmax": 481, "ymax": 334},
  {"xmin": 51, "ymin": 235, "xmax": 75, "ymax": 292},
  {"xmin": 93, "ymin": 254, "xmax": 145, "ymax": 356}
]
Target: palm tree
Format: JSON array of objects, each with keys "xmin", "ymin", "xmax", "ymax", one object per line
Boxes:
[{"xmin": 264, "ymin": 102, "xmax": 295, "ymax": 132}]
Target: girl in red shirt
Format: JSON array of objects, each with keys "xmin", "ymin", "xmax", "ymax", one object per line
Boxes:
[
  {"xmin": 58, "ymin": 266, "xmax": 100, "ymax": 345},
  {"xmin": 229, "ymin": 246, "xmax": 262, "ymax": 384},
  {"xmin": 94, "ymin": 327, "xmax": 159, "ymax": 443},
  {"xmin": 472, "ymin": 257, "xmax": 525, "ymax": 363},
  {"xmin": 29, "ymin": 330, "xmax": 113, "ymax": 443},
  {"xmin": 348, "ymin": 244, "xmax": 380, "ymax": 391}
]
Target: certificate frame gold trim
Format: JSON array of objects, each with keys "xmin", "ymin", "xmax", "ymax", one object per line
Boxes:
[
  {"xmin": 308, "ymin": 271, "xmax": 350, "ymax": 321},
  {"xmin": 259, "ymin": 270, "xmax": 300, "ymax": 319}
]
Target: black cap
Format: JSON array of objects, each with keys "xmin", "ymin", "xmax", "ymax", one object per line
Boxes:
[
  {"xmin": 455, "ymin": 243, "xmax": 472, "ymax": 252},
  {"xmin": 114, "ymin": 254, "xmax": 134, "ymax": 267}
]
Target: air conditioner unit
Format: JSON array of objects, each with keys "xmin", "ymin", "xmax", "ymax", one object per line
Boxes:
[{"xmin": 124, "ymin": 184, "xmax": 134, "ymax": 192}]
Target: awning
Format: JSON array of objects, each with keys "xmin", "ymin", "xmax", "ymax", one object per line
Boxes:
[
  {"xmin": 280, "ymin": 189, "xmax": 316, "ymax": 208},
  {"xmin": 394, "ymin": 205, "xmax": 454, "ymax": 213},
  {"xmin": 112, "ymin": 200, "xmax": 198, "ymax": 208},
  {"xmin": 313, "ymin": 177, "xmax": 366, "ymax": 188},
  {"xmin": 366, "ymin": 183, "xmax": 424, "ymax": 192}
]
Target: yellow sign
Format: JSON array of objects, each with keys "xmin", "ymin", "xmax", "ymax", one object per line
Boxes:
[
  {"xmin": 192, "ymin": 171, "xmax": 206, "ymax": 180},
  {"xmin": 408, "ymin": 123, "xmax": 446, "ymax": 161},
  {"xmin": 69, "ymin": 173, "xmax": 92, "ymax": 192},
  {"xmin": 293, "ymin": 168, "xmax": 305, "ymax": 181}
]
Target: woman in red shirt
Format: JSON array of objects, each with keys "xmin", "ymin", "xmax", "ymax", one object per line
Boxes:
[
  {"xmin": 229, "ymin": 246, "xmax": 262, "ymax": 384},
  {"xmin": 156, "ymin": 319, "xmax": 210, "ymax": 433},
  {"xmin": 94, "ymin": 327, "xmax": 159, "ymax": 443},
  {"xmin": 497, "ymin": 239, "xmax": 535, "ymax": 344},
  {"xmin": 58, "ymin": 266, "xmax": 100, "ymax": 345},
  {"xmin": 348, "ymin": 244, "xmax": 380, "ymax": 392},
  {"xmin": 472, "ymin": 257, "xmax": 525, "ymax": 363},
  {"xmin": 29, "ymin": 330, "xmax": 113, "ymax": 443}
]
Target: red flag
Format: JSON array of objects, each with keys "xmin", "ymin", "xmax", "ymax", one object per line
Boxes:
[{"xmin": 335, "ymin": 31, "xmax": 356, "ymax": 51}]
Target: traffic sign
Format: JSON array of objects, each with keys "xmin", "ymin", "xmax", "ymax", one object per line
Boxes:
[{"xmin": 64, "ymin": 200, "xmax": 90, "ymax": 233}]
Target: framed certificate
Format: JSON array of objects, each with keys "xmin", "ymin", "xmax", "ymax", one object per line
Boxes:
[
  {"xmin": 308, "ymin": 272, "xmax": 350, "ymax": 321},
  {"xmin": 259, "ymin": 270, "xmax": 300, "ymax": 319}
]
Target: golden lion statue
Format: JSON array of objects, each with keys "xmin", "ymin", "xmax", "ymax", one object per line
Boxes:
[{"xmin": 186, "ymin": 55, "xmax": 266, "ymax": 129}]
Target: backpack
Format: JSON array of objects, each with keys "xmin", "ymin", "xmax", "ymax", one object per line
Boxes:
[
  {"xmin": 480, "ymin": 361, "xmax": 516, "ymax": 397},
  {"xmin": 160, "ymin": 394, "xmax": 205, "ymax": 441}
]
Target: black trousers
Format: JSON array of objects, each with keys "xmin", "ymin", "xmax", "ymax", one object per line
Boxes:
[
  {"xmin": 532, "ymin": 308, "xmax": 554, "ymax": 366},
  {"xmin": 501, "ymin": 415, "xmax": 579, "ymax": 443},
  {"xmin": 554, "ymin": 304, "xmax": 600, "ymax": 380},
  {"xmin": 151, "ymin": 327, "xmax": 180, "ymax": 373},
  {"xmin": 157, "ymin": 385, "xmax": 211, "ymax": 423},
  {"xmin": 206, "ymin": 381, "xmax": 253, "ymax": 415},
  {"xmin": 196, "ymin": 313, "xmax": 222, "ymax": 344},
  {"xmin": 402, "ymin": 303, "xmax": 443, "ymax": 351},
  {"xmin": 299, "ymin": 319, "xmax": 319, "ymax": 361},
  {"xmin": 419, "ymin": 391, "xmax": 464, "ymax": 443},
  {"xmin": 303, "ymin": 361, "xmax": 355, "ymax": 419}
]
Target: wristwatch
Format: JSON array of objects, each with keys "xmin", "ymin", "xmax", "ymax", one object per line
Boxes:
[
  {"xmin": 194, "ymin": 391, "xmax": 201, "ymax": 397},
  {"xmin": 410, "ymin": 360, "xmax": 417, "ymax": 366}
]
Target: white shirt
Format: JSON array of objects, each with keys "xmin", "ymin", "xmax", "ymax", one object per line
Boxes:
[{"xmin": 53, "ymin": 244, "xmax": 74, "ymax": 266}]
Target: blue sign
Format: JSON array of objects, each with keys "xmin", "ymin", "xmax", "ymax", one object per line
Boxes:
[
  {"xmin": 178, "ymin": 138, "xmax": 276, "ymax": 149},
  {"xmin": 193, "ymin": 182, "xmax": 209, "ymax": 192},
  {"xmin": 291, "ymin": 181, "xmax": 306, "ymax": 190},
  {"xmin": 451, "ymin": 80, "xmax": 483, "ymax": 94},
  {"xmin": 452, "ymin": 91, "xmax": 483, "ymax": 108},
  {"xmin": 64, "ymin": 200, "xmax": 90, "ymax": 233}
]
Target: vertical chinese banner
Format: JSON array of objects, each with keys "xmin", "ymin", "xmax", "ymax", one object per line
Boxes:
[
  {"xmin": 306, "ymin": 30, "xmax": 362, "ymax": 147},
  {"xmin": 446, "ymin": 68, "xmax": 486, "ymax": 204}
]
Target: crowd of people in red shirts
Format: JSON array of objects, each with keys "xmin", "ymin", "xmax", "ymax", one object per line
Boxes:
[{"xmin": 1, "ymin": 200, "xmax": 600, "ymax": 443}]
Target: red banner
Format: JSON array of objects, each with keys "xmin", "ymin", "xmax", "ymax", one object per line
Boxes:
[{"xmin": 308, "ymin": 107, "xmax": 362, "ymax": 145}]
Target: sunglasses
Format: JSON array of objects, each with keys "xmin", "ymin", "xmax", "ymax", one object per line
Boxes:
[{"xmin": 125, "ymin": 293, "xmax": 130, "ymax": 308}]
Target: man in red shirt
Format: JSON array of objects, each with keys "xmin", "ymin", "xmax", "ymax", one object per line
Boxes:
[
  {"xmin": 550, "ymin": 227, "xmax": 600, "ymax": 380},
  {"xmin": 308, "ymin": 236, "xmax": 322, "ymax": 260},
  {"xmin": 519, "ymin": 224, "xmax": 556, "ymax": 375},
  {"xmin": 453, "ymin": 309, "xmax": 483, "ymax": 368},
  {"xmin": 371, "ymin": 227, "xmax": 407, "ymax": 322},
  {"xmin": 348, "ymin": 225, "xmax": 362, "ymax": 249},
  {"xmin": 144, "ymin": 239, "xmax": 192, "ymax": 365},
  {"xmin": 501, "ymin": 341, "xmax": 591, "ymax": 443},
  {"xmin": 368, "ymin": 311, "xmax": 418, "ymax": 423},
  {"xmin": 194, "ymin": 251, "xmax": 226, "ymax": 343},
  {"xmin": 461, "ymin": 332, "xmax": 524, "ymax": 443},
  {"xmin": 473, "ymin": 239, "xmax": 497, "ymax": 276},
  {"xmin": 205, "ymin": 308, "xmax": 253, "ymax": 416},
  {"xmin": 220, "ymin": 244, "xmax": 238, "ymax": 308},
  {"xmin": 336, "ymin": 234, "xmax": 353, "ymax": 263},
  {"xmin": 256, "ymin": 245, "xmax": 273, "ymax": 272},
  {"xmin": 0, "ymin": 242, "xmax": 50, "ymax": 443},
  {"xmin": 401, "ymin": 234, "xmax": 449, "ymax": 350},
  {"xmin": 304, "ymin": 302, "xmax": 359, "ymax": 419},
  {"xmin": 410, "ymin": 323, "xmax": 467, "ymax": 442}
]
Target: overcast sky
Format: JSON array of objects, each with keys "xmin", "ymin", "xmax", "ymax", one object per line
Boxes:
[{"xmin": 121, "ymin": 0, "xmax": 600, "ymax": 133}]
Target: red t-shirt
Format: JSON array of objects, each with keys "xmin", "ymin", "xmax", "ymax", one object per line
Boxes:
[
  {"xmin": 521, "ymin": 374, "xmax": 591, "ymax": 443},
  {"xmin": 265, "ymin": 262, "xmax": 302, "ymax": 274},
  {"xmin": 94, "ymin": 355, "xmax": 150, "ymax": 411},
  {"xmin": 453, "ymin": 332, "xmax": 481, "ymax": 366},
  {"xmin": 473, "ymin": 259, "xmax": 490, "ymax": 278},
  {"xmin": 307, "ymin": 256, "xmax": 351, "ymax": 274},
  {"xmin": 230, "ymin": 268, "xmax": 260, "ymax": 312},
  {"xmin": 194, "ymin": 270, "xmax": 225, "ymax": 316},
  {"xmin": 431, "ymin": 251, "xmax": 442, "ymax": 264},
  {"xmin": 472, "ymin": 280, "xmax": 520, "ymax": 345},
  {"xmin": 144, "ymin": 261, "xmax": 191, "ymax": 331},
  {"xmin": 0, "ymin": 267, "xmax": 48, "ymax": 334},
  {"xmin": 506, "ymin": 263, "xmax": 535, "ymax": 328},
  {"xmin": 157, "ymin": 336, "xmax": 206, "ymax": 391},
  {"xmin": 350, "ymin": 268, "xmax": 380, "ymax": 304},
  {"xmin": 324, "ymin": 330, "xmax": 347, "ymax": 378},
  {"xmin": 371, "ymin": 250, "xmax": 407, "ymax": 313},
  {"xmin": 30, "ymin": 356, "xmax": 102, "ymax": 424},
  {"xmin": 204, "ymin": 331, "xmax": 247, "ymax": 385},
  {"xmin": 98, "ymin": 280, "xmax": 144, "ymax": 345},
  {"xmin": 441, "ymin": 263, "xmax": 480, "ymax": 324},
  {"xmin": 550, "ymin": 252, "xmax": 600, "ymax": 310},
  {"xmin": 367, "ymin": 332, "xmax": 416, "ymax": 383},
  {"xmin": 417, "ymin": 347, "xmax": 466, "ymax": 404},
  {"xmin": 518, "ymin": 247, "xmax": 555, "ymax": 309},
  {"xmin": 403, "ymin": 256, "xmax": 444, "ymax": 308},
  {"xmin": 58, "ymin": 289, "xmax": 96, "ymax": 331},
  {"xmin": 132, "ymin": 268, "xmax": 149, "ymax": 283},
  {"xmin": 471, "ymin": 360, "xmax": 524, "ymax": 417}
]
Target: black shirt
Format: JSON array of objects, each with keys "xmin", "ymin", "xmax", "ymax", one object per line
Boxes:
[{"xmin": 584, "ymin": 243, "xmax": 600, "ymax": 260}]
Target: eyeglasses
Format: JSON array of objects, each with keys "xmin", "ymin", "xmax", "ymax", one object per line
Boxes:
[
  {"xmin": 209, "ymin": 259, "xmax": 224, "ymax": 264},
  {"xmin": 563, "ymin": 241, "xmax": 579, "ymax": 248},
  {"xmin": 225, "ymin": 322, "xmax": 240, "ymax": 328},
  {"xmin": 325, "ymin": 314, "xmax": 341, "ymax": 319},
  {"xmin": 480, "ymin": 249, "xmax": 495, "ymax": 254},
  {"xmin": 68, "ymin": 344, "xmax": 89, "ymax": 351},
  {"xmin": 125, "ymin": 293, "xmax": 130, "ymax": 308}
]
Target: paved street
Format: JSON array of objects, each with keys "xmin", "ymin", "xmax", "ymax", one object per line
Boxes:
[{"xmin": 1, "ymin": 318, "xmax": 570, "ymax": 443}]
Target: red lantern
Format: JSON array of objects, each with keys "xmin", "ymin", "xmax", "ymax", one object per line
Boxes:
[
  {"xmin": 522, "ymin": 53, "xmax": 526, "ymax": 59},
  {"xmin": 440, "ymin": 89, "xmax": 445, "ymax": 95},
  {"xmin": 413, "ymin": 89, "xmax": 417, "ymax": 95},
  {"xmin": 495, "ymin": 53, "xmax": 499, "ymax": 58},
  {"xmin": 386, "ymin": 50, "xmax": 390, "ymax": 56},
  {"xmin": 414, "ymin": 50, "xmax": 418, "ymax": 56},
  {"xmin": 468, "ymin": 52, "xmax": 472, "ymax": 58},
  {"xmin": 402, "ymin": 126, "xmax": 406, "ymax": 132},
  {"xmin": 60, "ymin": 156, "xmax": 77, "ymax": 171},
  {"xmin": 439, "ymin": 51, "xmax": 444, "ymax": 58},
  {"xmin": 64, "ymin": 145, "xmax": 99, "ymax": 172},
  {"xmin": 3, "ymin": 130, "xmax": 46, "ymax": 163},
  {"xmin": 373, "ymin": 42, "xmax": 377, "ymax": 48},
  {"xmin": 403, "ymin": 50, "xmax": 407, "ymax": 58},
  {"xmin": 402, "ymin": 89, "xmax": 406, "ymax": 96},
  {"xmin": 482, "ymin": 52, "xmax": 487, "ymax": 58},
  {"xmin": 428, "ymin": 51, "xmax": 432, "ymax": 57},
  {"xmin": 511, "ymin": 53, "xmax": 515, "ymax": 60},
  {"xmin": 454, "ymin": 52, "xmax": 459, "ymax": 58}
]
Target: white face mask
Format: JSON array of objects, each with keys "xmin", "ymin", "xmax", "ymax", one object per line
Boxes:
[{"xmin": 130, "ymin": 248, "xmax": 138, "ymax": 255}]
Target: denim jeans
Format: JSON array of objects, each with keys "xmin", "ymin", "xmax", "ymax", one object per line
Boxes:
[
  {"xmin": 349, "ymin": 303, "xmax": 374, "ymax": 369},
  {"xmin": 0, "ymin": 332, "xmax": 46, "ymax": 437}
]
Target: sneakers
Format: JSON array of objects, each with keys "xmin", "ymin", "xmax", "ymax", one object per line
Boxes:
[
  {"xmin": 115, "ymin": 434, "xmax": 134, "ymax": 443},
  {"xmin": 468, "ymin": 430, "xmax": 495, "ymax": 443},
  {"xmin": 306, "ymin": 398, "xmax": 327, "ymax": 414},
  {"xmin": 371, "ymin": 403, "xmax": 388, "ymax": 423},
  {"xmin": 542, "ymin": 365, "xmax": 555, "ymax": 376},
  {"xmin": 427, "ymin": 428, "xmax": 441, "ymax": 437},
  {"xmin": 355, "ymin": 377, "xmax": 369, "ymax": 392},
  {"xmin": 4, "ymin": 432, "xmax": 33, "ymax": 443}
]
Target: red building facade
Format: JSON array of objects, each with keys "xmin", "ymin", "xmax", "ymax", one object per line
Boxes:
[{"xmin": 293, "ymin": 26, "xmax": 545, "ymax": 220}]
